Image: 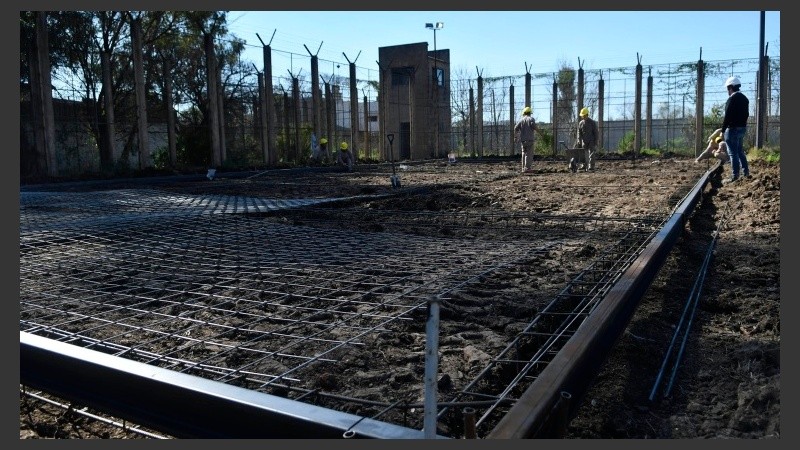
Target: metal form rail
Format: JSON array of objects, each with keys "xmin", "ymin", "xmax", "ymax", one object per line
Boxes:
[{"xmin": 20, "ymin": 165, "xmax": 715, "ymax": 439}]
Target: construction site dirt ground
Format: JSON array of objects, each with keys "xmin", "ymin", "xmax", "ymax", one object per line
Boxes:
[{"xmin": 19, "ymin": 157, "xmax": 780, "ymax": 439}]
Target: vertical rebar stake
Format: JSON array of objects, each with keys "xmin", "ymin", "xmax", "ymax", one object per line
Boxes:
[
  {"xmin": 552, "ymin": 391, "xmax": 573, "ymax": 438},
  {"xmin": 423, "ymin": 295, "xmax": 441, "ymax": 439},
  {"xmin": 463, "ymin": 407, "xmax": 477, "ymax": 439}
]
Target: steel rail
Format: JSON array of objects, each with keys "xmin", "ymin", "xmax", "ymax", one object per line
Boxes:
[
  {"xmin": 434, "ymin": 224, "xmax": 658, "ymax": 435},
  {"xmin": 20, "ymin": 332, "xmax": 441, "ymax": 439}
]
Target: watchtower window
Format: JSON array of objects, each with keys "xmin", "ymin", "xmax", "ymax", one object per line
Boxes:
[
  {"xmin": 433, "ymin": 67, "xmax": 444, "ymax": 87},
  {"xmin": 391, "ymin": 67, "xmax": 413, "ymax": 86}
]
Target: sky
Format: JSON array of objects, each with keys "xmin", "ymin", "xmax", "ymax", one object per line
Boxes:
[{"xmin": 224, "ymin": 10, "xmax": 780, "ymax": 82}]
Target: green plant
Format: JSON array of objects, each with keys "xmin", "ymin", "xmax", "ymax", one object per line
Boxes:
[
  {"xmin": 617, "ymin": 131, "xmax": 634, "ymax": 153},
  {"xmin": 151, "ymin": 146, "xmax": 169, "ymax": 170},
  {"xmin": 747, "ymin": 145, "xmax": 780, "ymax": 163},
  {"xmin": 535, "ymin": 128, "xmax": 553, "ymax": 155},
  {"xmin": 663, "ymin": 137, "xmax": 690, "ymax": 155},
  {"xmin": 703, "ymin": 104, "xmax": 725, "ymax": 137},
  {"xmin": 640, "ymin": 148, "xmax": 662, "ymax": 157}
]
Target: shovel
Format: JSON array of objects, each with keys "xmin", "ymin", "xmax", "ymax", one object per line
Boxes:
[{"xmin": 387, "ymin": 133, "xmax": 401, "ymax": 188}]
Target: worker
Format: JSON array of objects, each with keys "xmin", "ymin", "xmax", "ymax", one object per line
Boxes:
[
  {"xmin": 576, "ymin": 107, "xmax": 598, "ymax": 171},
  {"xmin": 318, "ymin": 137, "xmax": 329, "ymax": 163},
  {"xmin": 337, "ymin": 141, "xmax": 354, "ymax": 172},
  {"xmin": 513, "ymin": 106, "xmax": 539, "ymax": 173},
  {"xmin": 696, "ymin": 135, "xmax": 730, "ymax": 164}
]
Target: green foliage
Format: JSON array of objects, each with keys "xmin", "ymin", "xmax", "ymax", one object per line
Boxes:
[
  {"xmin": 615, "ymin": 132, "xmax": 673, "ymax": 157},
  {"xmin": 360, "ymin": 149, "xmax": 381, "ymax": 164},
  {"xmin": 702, "ymin": 104, "xmax": 725, "ymax": 137},
  {"xmin": 617, "ymin": 130, "xmax": 634, "ymax": 153},
  {"xmin": 223, "ymin": 146, "xmax": 263, "ymax": 169},
  {"xmin": 657, "ymin": 133, "xmax": 697, "ymax": 156},
  {"xmin": 555, "ymin": 63, "xmax": 577, "ymax": 136},
  {"xmin": 664, "ymin": 137, "xmax": 689, "ymax": 149},
  {"xmin": 152, "ymin": 146, "xmax": 169, "ymax": 170},
  {"xmin": 535, "ymin": 128, "xmax": 553, "ymax": 155},
  {"xmin": 748, "ymin": 145, "xmax": 780, "ymax": 163},
  {"xmin": 272, "ymin": 125, "xmax": 319, "ymax": 166},
  {"xmin": 640, "ymin": 148, "xmax": 661, "ymax": 157}
]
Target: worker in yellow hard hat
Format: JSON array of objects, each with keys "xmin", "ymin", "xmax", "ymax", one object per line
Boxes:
[
  {"xmin": 513, "ymin": 106, "xmax": 539, "ymax": 173},
  {"xmin": 318, "ymin": 137, "xmax": 329, "ymax": 163},
  {"xmin": 337, "ymin": 141, "xmax": 354, "ymax": 172},
  {"xmin": 576, "ymin": 107, "xmax": 598, "ymax": 171},
  {"xmin": 696, "ymin": 134, "xmax": 730, "ymax": 164}
]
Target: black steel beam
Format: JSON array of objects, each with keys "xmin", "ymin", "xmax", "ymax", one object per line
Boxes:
[{"xmin": 20, "ymin": 332, "xmax": 441, "ymax": 439}]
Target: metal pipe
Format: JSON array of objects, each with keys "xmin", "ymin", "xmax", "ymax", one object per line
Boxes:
[
  {"xmin": 663, "ymin": 223, "xmax": 724, "ymax": 397},
  {"xmin": 463, "ymin": 407, "xmax": 477, "ymax": 439},
  {"xmin": 423, "ymin": 296, "xmax": 442, "ymax": 439},
  {"xmin": 649, "ymin": 218, "xmax": 721, "ymax": 400},
  {"xmin": 552, "ymin": 391, "xmax": 573, "ymax": 438}
]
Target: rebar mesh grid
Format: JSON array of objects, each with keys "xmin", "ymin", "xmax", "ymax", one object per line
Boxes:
[
  {"xmin": 20, "ymin": 190, "xmax": 577, "ymax": 430},
  {"xmin": 20, "ymin": 387, "xmax": 171, "ymax": 439},
  {"xmin": 20, "ymin": 183, "xmax": 674, "ymax": 437},
  {"xmin": 436, "ymin": 221, "xmax": 664, "ymax": 436}
]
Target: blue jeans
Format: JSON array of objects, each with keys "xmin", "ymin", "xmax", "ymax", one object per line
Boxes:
[{"xmin": 724, "ymin": 126, "xmax": 749, "ymax": 179}]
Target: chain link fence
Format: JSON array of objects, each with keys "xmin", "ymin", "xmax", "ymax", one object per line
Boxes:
[{"xmin": 21, "ymin": 32, "xmax": 779, "ymax": 179}]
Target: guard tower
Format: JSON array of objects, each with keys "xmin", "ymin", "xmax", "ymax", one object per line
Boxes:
[{"xmin": 378, "ymin": 42, "xmax": 451, "ymax": 160}]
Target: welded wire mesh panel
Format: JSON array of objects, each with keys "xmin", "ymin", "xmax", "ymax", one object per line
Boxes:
[
  {"xmin": 436, "ymin": 219, "xmax": 664, "ymax": 436},
  {"xmin": 20, "ymin": 188, "xmax": 590, "ymax": 432},
  {"xmin": 21, "ymin": 152, "xmax": 711, "ymax": 437}
]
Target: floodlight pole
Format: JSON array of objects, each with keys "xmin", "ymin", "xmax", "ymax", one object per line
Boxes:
[{"xmin": 426, "ymin": 22, "xmax": 444, "ymax": 158}]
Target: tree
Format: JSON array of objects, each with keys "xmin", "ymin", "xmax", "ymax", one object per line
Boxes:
[
  {"xmin": 449, "ymin": 65, "xmax": 472, "ymax": 153},
  {"xmin": 555, "ymin": 61, "xmax": 576, "ymax": 145},
  {"xmin": 483, "ymin": 76, "xmax": 509, "ymax": 156}
]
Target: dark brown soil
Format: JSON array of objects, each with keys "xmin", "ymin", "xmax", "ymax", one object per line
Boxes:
[{"xmin": 566, "ymin": 159, "xmax": 780, "ymax": 439}]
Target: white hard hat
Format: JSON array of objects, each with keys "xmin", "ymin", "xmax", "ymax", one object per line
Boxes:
[{"xmin": 725, "ymin": 76, "xmax": 741, "ymax": 88}]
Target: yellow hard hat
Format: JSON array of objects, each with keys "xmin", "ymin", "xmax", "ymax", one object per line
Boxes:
[
  {"xmin": 522, "ymin": 106, "xmax": 532, "ymax": 115},
  {"xmin": 340, "ymin": 142, "xmax": 348, "ymax": 150},
  {"xmin": 319, "ymin": 138, "xmax": 328, "ymax": 145},
  {"xmin": 580, "ymin": 107, "xmax": 589, "ymax": 117}
]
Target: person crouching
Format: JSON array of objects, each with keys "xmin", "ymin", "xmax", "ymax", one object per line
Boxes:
[
  {"xmin": 696, "ymin": 135, "xmax": 730, "ymax": 164},
  {"xmin": 337, "ymin": 141, "xmax": 354, "ymax": 172}
]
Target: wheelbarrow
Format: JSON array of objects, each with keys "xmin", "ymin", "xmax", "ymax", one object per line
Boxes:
[{"xmin": 559, "ymin": 141, "xmax": 588, "ymax": 173}]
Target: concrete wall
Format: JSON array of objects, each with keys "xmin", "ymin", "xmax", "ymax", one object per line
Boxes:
[{"xmin": 21, "ymin": 120, "xmax": 169, "ymax": 176}]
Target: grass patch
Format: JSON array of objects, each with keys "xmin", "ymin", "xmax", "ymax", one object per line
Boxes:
[{"xmin": 748, "ymin": 145, "xmax": 780, "ymax": 164}]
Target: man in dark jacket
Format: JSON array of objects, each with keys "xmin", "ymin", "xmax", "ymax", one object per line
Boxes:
[
  {"xmin": 721, "ymin": 76, "xmax": 750, "ymax": 183},
  {"xmin": 577, "ymin": 107, "xmax": 598, "ymax": 171}
]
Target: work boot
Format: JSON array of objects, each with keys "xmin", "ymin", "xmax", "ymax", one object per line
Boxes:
[{"xmin": 723, "ymin": 177, "xmax": 739, "ymax": 185}]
